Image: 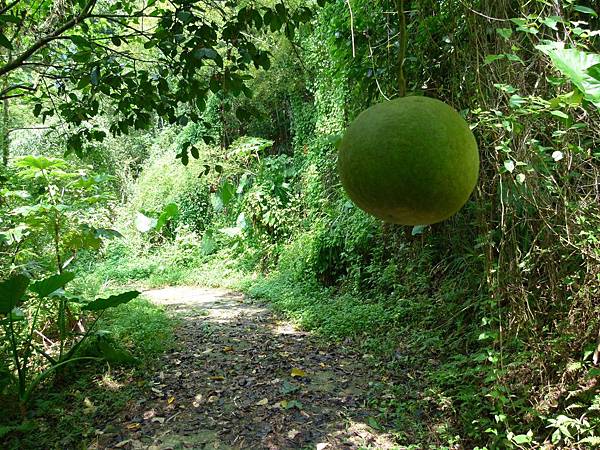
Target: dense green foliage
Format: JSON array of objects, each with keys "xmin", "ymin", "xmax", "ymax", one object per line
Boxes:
[{"xmin": 1, "ymin": 0, "xmax": 600, "ymax": 448}]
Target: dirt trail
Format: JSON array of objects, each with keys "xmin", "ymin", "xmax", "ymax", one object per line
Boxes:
[{"xmin": 99, "ymin": 287, "xmax": 398, "ymax": 450}]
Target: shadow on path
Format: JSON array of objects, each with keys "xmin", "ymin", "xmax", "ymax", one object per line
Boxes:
[{"xmin": 98, "ymin": 287, "xmax": 398, "ymax": 450}]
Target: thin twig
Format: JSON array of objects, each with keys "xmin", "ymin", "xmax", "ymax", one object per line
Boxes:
[
  {"xmin": 346, "ymin": 0, "xmax": 356, "ymax": 58},
  {"xmin": 395, "ymin": 0, "xmax": 407, "ymax": 96},
  {"xmin": 458, "ymin": 0, "xmax": 509, "ymax": 22}
]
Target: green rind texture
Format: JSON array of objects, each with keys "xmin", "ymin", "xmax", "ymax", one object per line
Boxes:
[{"xmin": 337, "ymin": 96, "xmax": 479, "ymax": 225}]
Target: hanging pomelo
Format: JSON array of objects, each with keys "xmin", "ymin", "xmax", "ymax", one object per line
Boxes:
[{"xmin": 337, "ymin": 96, "xmax": 479, "ymax": 225}]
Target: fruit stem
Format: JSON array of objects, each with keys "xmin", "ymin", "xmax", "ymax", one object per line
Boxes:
[{"xmin": 395, "ymin": 0, "xmax": 407, "ymax": 97}]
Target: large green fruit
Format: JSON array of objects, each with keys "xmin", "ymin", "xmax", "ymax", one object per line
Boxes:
[{"xmin": 337, "ymin": 96, "xmax": 479, "ymax": 225}]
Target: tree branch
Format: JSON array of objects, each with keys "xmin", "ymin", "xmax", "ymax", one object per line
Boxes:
[
  {"xmin": 0, "ymin": 82, "xmax": 34, "ymax": 97},
  {"xmin": 0, "ymin": 0, "xmax": 97, "ymax": 77}
]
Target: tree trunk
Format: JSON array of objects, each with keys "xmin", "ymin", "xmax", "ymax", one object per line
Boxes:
[{"xmin": 1, "ymin": 92, "xmax": 8, "ymax": 166}]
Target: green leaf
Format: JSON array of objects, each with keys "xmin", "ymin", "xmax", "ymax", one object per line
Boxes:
[
  {"xmin": 366, "ymin": 417, "xmax": 382, "ymax": 430},
  {"xmin": 573, "ymin": 5, "xmax": 597, "ymax": 17},
  {"xmin": 97, "ymin": 337, "xmax": 138, "ymax": 364},
  {"xmin": 0, "ymin": 274, "xmax": 30, "ymax": 314},
  {"xmin": 484, "ymin": 54, "xmax": 505, "ymax": 65},
  {"xmin": 16, "ymin": 155, "xmax": 67, "ymax": 171},
  {"xmin": 70, "ymin": 35, "xmax": 91, "ymax": 48},
  {"xmin": 82, "ymin": 291, "xmax": 140, "ymax": 311},
  {"xmin": 94, "ymin": 228, "xmax": 123, "ymax": 240},
  {"xmin": 218, "ymin": 181, "xmax": 236, "ymax": 206},
  {"xmin": 496, "ymin": 28, "xmax": 512, "ymax": 40},
  {"xmin": 509, "ymin": 94, "xmax": 527, "ymax": 108},
  {"xmin": 156, "ymin": 203, "xmax": 179, "ymax": 231},
  {"xmin": 542, "ymin": 16, "xmax": 561, "ymax": 30},
  {"xmin": 536, "ymin": 42, "xmax": 600, "ymax": 110},
  {"xmin": 512, "ymin": 435, "xmax": 529, "ymax": 444},
  {"xmin": 30, "ymin": 272, "xmax": 75, "ymax": 298},
  {"xmin": 0, "ymin": 32, "xmax": 12, "ymax": 49},
  {"xmin": 200, "ymin": 232, "xmax": 217, "ymax": 255},
  {"xmin": 587, "ymin": 63, "xmax": 600, "ymax": 81},
  {"xmin": 0, "ymin": 15, "xmax": 22, "ymax": 24},
  {"xmin": 550, "ymin": 110, "xmax": 569, "ymax": 119},
  {"xmin": 90, "ymin": 66, "xmax": 100, "ymax": 86},
  {"xmin": 411, "ymin": 225, "xmax": 426, "ymax": 236}
]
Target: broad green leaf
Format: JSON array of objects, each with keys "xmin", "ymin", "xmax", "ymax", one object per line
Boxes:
[
  {"xmin": 542, "ymin": 16, "xmax": 561, "ymax": 30},
  {"xmin": 156, "ymin": 203, "xmax": 179, "ymax": 231},
  {"xmin": 509, "ymin": 94, "xmax": 527, "ymax": 108},
  {"xmin": 0, "ymin": 32, "xmax": 12, "ymax": 49},
  {"xmin": 200, "ymin": 232, "xmax": 217, "ymax": 255},
  {"xmin": 0, "ymin": 224, "xmax": 29, "ymax": 245},
  {"xmin": 536, "ymin": 42, "xmax": 600, "ymax": 110},
  {"xmin": 587, "ymin": 63, "xmax": 600, "ymax": 81},
  {"xmin": 82, "ymin": 291, "xmax": 140, "ymax": 311},
  {"xmin": 512, "ymin": 433, "xmax": 533, "ymax": 444},
  {"xmin": 95, "ymin": 228, "xmax": 123, "ymax": 240},
  {"xmin": 70, "ymin": 35, "xmax": 91, "ymax": 48},
  {"xmin": 218, "ymin": 181, "xmax": 236, "ymax": 206},
  {"xmin": 484, "ymin": 54, "xmax": 505, "ymax": 65},
  {"xmin": 30, "ymin": 272, "xmax": 75, "ymax": 298},
  {"xmin": 573, "ymin": 5, "xmax": 597, "ymax": 17},
  {"xmin": 496, "ymin": 28, "xmax": 512, "ymax": 40},
  {"xmin": 0, "ymin": 15, "xmax": 21, "ymax": 24},
  {"xmin": 97, "ymin": 338, "xmax": 138, "ymax": 364},
  {"xmin": 8, "ymin": 308, "xmax": 25, "ymax": 321},
  {"xmin": 550, "ymin": 110, "xmax": 569, "ymax": 119},
  {"xmin": 0, "ymin": 274, "xmax": 30, "ymax": 314},
  {"xmin": 16, "ymin": 155, "xmax": 67, "ymax": 171},
  {"xmin": 411, "ymin": 225, "xmax": 426, "ymax": 236}
]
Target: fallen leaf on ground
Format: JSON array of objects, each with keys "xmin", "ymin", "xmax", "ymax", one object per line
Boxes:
[
  {"xmin": 281, "ymin": 399, "xmax": 303, "ymax": 410},
  {"xmin": 287, "ymin": 429, "xmax": 300, "ymax": 439},
  {"xmin": 316, "ymin": 444, "xmax": 330, "ymax": 450},
  {"xmin": 167, "ymin": 396, "xmax": 175, "ymax": 405},
  {"xmin": 143, "ymin": 409, "xmax": 155, "ymax": 420},
  {"xmin": 255, "ymin": 398, "xmax": 269, "ymax": 406},
  {"xmin": 126, "ymin": 423, "xmax": 141, "ymax": 430},
  {"xmin": 280, "ymin": 380, "xmax": 300, "ymax": 394},
  {"xmin": 223, "ymin": 346, "xmax": 234, "ymax": 352},
  {"xmin": 290, "ymin": 368, "xmax": 307, "ymax": 377},
  {"xmin": 114, "ymin": 440, "xmax": 131, "ymax": 448},
  {"xmin": 193, "ymin": 394, "xmax": 203, "ymax": 407}
]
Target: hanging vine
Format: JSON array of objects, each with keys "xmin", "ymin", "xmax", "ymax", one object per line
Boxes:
[{"xmin": 395, "ymin": 0, "xmax": 408, "ymax": 96}]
